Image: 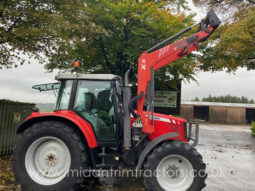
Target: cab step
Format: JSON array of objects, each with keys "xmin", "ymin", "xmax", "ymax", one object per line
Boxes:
[
  {"xmin": 98, "ymin": 153, "xmax": 116, "ymax": 158},
  {"xmin": 95, "ymin": 164, "xmax": 115, "ymax": 169}
]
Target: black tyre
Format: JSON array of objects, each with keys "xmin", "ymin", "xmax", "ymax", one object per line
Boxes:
[
  {"xmin": 143, "ymin": 141, "xmax": 207, "ymax": 191},
  {"xmin": 12, "ymin": 121, "xmax": 89, "ymax": 191}
]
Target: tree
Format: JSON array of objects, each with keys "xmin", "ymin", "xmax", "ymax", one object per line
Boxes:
[
  {"xmin": 193, "ymin": 0, "xmax": 255, "ymax": 72},
  {"xmin": 45, "ymin": 0, "xmax": 197, "ymax": 88},
  {"xmin": 192, "ymin": 97, "xmax": 200, "ymax": 101},
  {"xmin": 202, "ymin": 94, "xmax": 255, "ymax": 104},
  {"xmin": 0, "ymin": 0, "xmax": 99, "ymax": 68}
]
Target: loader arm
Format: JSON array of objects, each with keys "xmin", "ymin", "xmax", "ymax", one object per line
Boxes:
[{"xmin": 135, "ymin": 10, "xmax": 221, "ymax": 133}]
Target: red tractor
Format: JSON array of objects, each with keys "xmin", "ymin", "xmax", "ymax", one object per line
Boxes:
[{"xmin": 12, "ymin": 11, "xmax": 221, "ymax": 191}]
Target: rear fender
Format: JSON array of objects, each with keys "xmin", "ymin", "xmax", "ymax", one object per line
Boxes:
[{"xmin": 17, "ymin": 111, "xmax": 97, "ymax": 148}]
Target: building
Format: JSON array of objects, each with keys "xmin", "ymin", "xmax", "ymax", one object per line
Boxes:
[{"xmin": 181, "ymin": 101, "xmax": 255, "ymax": 124}]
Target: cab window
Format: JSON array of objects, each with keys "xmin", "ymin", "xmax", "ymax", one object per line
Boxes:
[{"xmin": 55, "ymin": 80, "xmax": 72, "ymax": 110}]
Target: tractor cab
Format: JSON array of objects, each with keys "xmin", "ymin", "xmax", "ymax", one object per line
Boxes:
[
  {"xmin": 55, "ymin": 74, "xmax": 123, "ymax": 143},
  {"xmin": 32, "ymin": 73, "xmax": 123, "ymax": 144}
]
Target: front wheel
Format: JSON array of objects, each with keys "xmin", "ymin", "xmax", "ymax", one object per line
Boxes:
[
  {"xmin": 12, "ymin": 121, "xmax": 89, "ymax": 191},
  {"xmin": 143, "ymin": 141, "xmax": 207, "ymax": 191}
]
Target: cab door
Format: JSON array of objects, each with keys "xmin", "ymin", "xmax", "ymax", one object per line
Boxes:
[{"xmin": 73, "ymin": 80, "xmax": 118, "ymax": 143}]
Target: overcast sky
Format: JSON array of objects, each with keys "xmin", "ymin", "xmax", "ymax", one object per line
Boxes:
[{"xmin": 0, "ymin": 1, "xmax": 255, "ymax": 104}]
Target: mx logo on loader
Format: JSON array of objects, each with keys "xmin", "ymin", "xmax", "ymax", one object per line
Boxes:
[
  {"xmin": 141, "ymin": 59, "xmax": 147, "ymax": 70},
  {"xmin": 141, "ymin": 64, "xmax": 146, "ymax": 70}
]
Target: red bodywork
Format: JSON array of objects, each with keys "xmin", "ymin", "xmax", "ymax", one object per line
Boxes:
[
  {"xmin": 26, "ymin": 110, "xmax": 187, "ymax": 148},
  {"xmin": 131, "ymin": 112, "xmax": 187, "ymax": 142},
  {"xmin": 137, "ymin": 26, "xmax": 215, "ymax": 134}
]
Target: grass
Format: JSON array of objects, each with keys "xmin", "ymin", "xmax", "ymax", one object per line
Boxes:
[{"xmin": 251, "ymin": 121, "xmax": 255, "ymax": 137}]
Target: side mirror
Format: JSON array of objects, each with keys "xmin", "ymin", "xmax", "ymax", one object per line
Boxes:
[{"xmin": 33, "ymin": 83, "xmax": 60, "ymax": 92}]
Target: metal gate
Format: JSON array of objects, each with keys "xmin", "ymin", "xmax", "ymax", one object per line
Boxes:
[{"xmin": 0, "ymin": 100, "xmax": 34, "ymax": 156}]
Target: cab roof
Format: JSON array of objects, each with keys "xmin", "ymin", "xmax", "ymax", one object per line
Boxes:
[{"xmin": 55, "ymin": 74, "xmax": 121, "ymax": 81}]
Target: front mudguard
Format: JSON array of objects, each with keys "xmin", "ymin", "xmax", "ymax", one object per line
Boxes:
[{"xmin": 136, "ymin": 132, "xmax": 179, "ymax": 171}]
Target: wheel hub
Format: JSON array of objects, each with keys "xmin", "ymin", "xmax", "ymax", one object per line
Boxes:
[
  {"xmin": 167, "ymin": 164, "xmax": 180, "ymax": 178},
  {"xmin": 46, "ymin": 153, "xmax": 57, "ymax": 166}
]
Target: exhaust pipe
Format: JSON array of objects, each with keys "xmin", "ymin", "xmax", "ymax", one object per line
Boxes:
[{"xmin": 123, "ymin": 69, "xmax": 132, "ymax": 149}]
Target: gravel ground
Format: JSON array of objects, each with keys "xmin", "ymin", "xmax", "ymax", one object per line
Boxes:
[
  {"xmin": 0, "ymin": 123, "xmax": 254, "ymax": 191},
  {"xmin": 198, "ymin": 123, "xmax": 255, "ymax": 191}
]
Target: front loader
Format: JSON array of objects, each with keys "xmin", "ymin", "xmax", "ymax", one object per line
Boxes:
[{"xmin": 12, "ymin": 11, "xmax": 221, "ymax": 191}]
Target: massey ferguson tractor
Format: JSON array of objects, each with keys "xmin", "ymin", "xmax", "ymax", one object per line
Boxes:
[{"xmin": 12, "ymin": 11, "xmax": 221, "ymax": 191}]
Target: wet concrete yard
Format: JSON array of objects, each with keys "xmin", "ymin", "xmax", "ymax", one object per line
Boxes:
[{"xmin": 82, "ymin": 124, "xmax": 255, "ymax": 191}]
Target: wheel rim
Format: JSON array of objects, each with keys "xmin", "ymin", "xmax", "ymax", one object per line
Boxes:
[
  {"xmin": 25, "ymin": 136, "xmax": 71, "ymax": 185},
  {"xmin": 156, "ymin": 155, "xmax": 194, "ymax": 191}
]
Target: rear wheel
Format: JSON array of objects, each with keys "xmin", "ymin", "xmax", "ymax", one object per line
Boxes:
[
  {"xmin": 12, "ymin": 121, "xmax": 89, "ymax": 191},
  {"xmin": 143, "ymin": 141, "xmax": 207, "ymax": 191}
]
